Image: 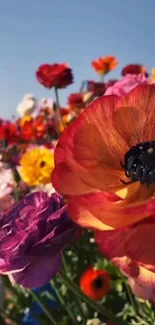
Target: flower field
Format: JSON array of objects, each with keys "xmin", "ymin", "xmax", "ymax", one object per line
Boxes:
[{"xmin": 0, "ymin": 57, "xmax": 155, "ymax": 325}]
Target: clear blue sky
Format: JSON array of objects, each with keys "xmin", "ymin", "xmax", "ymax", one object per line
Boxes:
[{"xmin": 0, "ymin": 0, "xmax": 155, "ymax": 118}]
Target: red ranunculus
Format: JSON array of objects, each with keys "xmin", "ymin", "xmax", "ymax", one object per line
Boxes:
[
  {"xmin": 36, "ymin": 63, "xmax": 73, "ymax": 89},
  {"xmin": 122, "ymin": 64, "xmax": 148, "ymax": 77},
  {"xmin": 0, "ymin": 122, "xmax": 19, "ymax": 144},
  {"xmin": 68, "ymin": 93, "xmax": 85, "ymax": 109}
]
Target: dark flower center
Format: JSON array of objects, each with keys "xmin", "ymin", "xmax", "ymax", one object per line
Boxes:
[
  {"xmin": 93, "ymin": 276, "xmax": 104, "ymax": 289},
  {"xmin": 122, "ymin": 141, "xmax": 155, "ymax": 185},
  {"xmin": 40, "ymin": 160, "xmax": 46, "ymax": 168}
]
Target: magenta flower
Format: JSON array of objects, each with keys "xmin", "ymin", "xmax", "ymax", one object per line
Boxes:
[
  {"xmin": 105, "ymin": 73, "xmax": 148, "ymax": 97},
  {"xmin": 0, "ymin": 192, "xmax": 77, "ymax": 288}
]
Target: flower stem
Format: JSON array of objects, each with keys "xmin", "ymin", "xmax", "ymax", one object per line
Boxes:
[
  {"xmin": 54, "ymin": 87, "xmax": 64, "ymax": 134},
  {"xmin": 58, "ymin": 270, "xmax": 128, "ymax": 325},
  {"xmin": 50, "ymin": 279, "xmax": 77, "ymax": 324},
  {"xmin": 29, "ymin": 289, "xmax": 57, "ymax": 325}
]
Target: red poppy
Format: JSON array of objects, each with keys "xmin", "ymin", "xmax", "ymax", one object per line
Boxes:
[
  {"xmin": 91, "ymin": 56, "xmax": 118, "ymax": 76},
  {"xmin": 87, "ymin": 81, "xmax": 105, "ymax": 97},
  {"xmin": 67, "ymin": 93, "xmax": 85, "ymax": 109},
  {"xmin": 0, "ymin": 122, "xmax": 19, "ymax": 144},
  {"xmin": 36, "ymin": 63, "xmax": 73, "ymax": 89},
  {"xmin": 122, "ymin": 64, "xmax": 148, "ymax": 77},
  {"xmin": 80, "ymin": 268, "xmax": 111, "ymax": 300}
]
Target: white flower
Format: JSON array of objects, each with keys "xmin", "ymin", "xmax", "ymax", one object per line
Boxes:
[{"xmin": 16, "ymin": 94, "xmax": 37, "ymax": 117}]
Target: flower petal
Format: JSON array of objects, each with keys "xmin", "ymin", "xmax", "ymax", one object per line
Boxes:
[
  {"xmin": 68, "ymin": 190, "xmax": 155, "ymax": 230},
  {"xmin": 12, "ymin": 253, "xmax": 61, "ymax": 288},
  {"xmin": 52, "ymin": 95, "xmax": 128, "ymax": 195},
  {"xmin": 113, "ymin": 106, "xmax": 145, "ymax": 147},
  {"xmin": 117, "ymin": 84, "xmax": 155, "ymax": 142}
]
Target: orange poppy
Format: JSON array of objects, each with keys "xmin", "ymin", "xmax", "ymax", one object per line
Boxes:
[
  {"xmin": 91, "ymin": 56, "xmax": 118, "ymax": 76},
  {"xmin": 80, "ymin": 268, "xmax": 111, "ymax": 300},
  {"xmin": 52, "ymin": 83, "xmax": 155, "ymax": 231}
]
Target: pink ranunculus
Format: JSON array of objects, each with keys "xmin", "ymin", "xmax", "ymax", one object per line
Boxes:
[{"xmin": 105, "ymin": 73, "xmax": 148, "ymax": 97}]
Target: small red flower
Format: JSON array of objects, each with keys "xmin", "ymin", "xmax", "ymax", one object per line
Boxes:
[
  {"xmin": 0, "ymin": 122, "xmax": 19, "ymax": 144},
  {"xmin": 67, "ymin": 93, "xmax": 85, "ymax": 109},
  {"xmin": 87, "ymin": 81, "xmax": 105, "ymax": 97},
  {"xmin": 122, "ymin": 64, "xmax": 148, "ymax": 77},
  {"xmin": 36, "ymin": 63, "xmax": 73, "ymax": 89},
  {"xmin": 21, "ymin": 120, "xmax": 34, "ymax": 141},
  {"xmin": 80, "ymin": 267, "xmax": 111, "ymax": 300},
  {"xmin": 33, "ymin": 116, "xmax": 46, "ymax": 139}
]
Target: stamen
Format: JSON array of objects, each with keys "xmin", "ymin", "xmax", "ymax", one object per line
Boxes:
[{"xmin": 121, "ymin": 141, "xmax": 155, "ymax": 186}]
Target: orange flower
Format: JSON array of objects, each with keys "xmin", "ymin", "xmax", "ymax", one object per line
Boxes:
[
  {"xmin": 80, "ymin": 268, "xmax": 111, "ymax": 300},
  {"xmin": 91, "ymin": 56, "xmax": 118, "ymax": 76},
  {"xmin": 52, "ymin": 83, "xmax": 155, "ymax": 231}
]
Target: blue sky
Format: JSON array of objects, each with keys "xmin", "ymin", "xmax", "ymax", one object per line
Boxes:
[{"xmin": 0, "ymin": 0, "xmax": 155, "ymax": 118}]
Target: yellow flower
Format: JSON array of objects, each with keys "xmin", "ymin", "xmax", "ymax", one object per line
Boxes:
[{"xmin": 20, "ymin": 147, "xmax": 54, "ymax": 186}]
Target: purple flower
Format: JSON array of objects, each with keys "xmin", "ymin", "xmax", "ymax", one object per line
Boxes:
[{"xmin": 0, "ymin": 192, "xmax": 77, "ymax": 288}]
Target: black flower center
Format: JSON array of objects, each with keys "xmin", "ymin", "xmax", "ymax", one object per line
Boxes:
[
  {"xmin": 40, "ymin": 160, "xmax": 46, "ymax": 168},
  {"xmin": 93, "ymin": 276, "xmax": 104, "ymax": 289},
  {"xmin": 122, "ymin": 141, "xmax": 155, "ymax": 185}
]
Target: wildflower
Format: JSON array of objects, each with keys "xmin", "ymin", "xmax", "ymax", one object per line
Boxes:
[
  {"xmin": 91, "ymin": 56, "xmax": 118, "ymax": 76},
  {"xmin": 80, "ymin": 268, "xmax": 110, "ymax": 300},
  {"xmin": 0, "ymin": 191, "xmax": 77, "ymax": 288},
  {"xmin": 36, "ymin": 63, "xmax": 73, "ymax": 89},
  {"xmin": 20, "ymin": 147, "xmax": 54, "ymax": 186}
]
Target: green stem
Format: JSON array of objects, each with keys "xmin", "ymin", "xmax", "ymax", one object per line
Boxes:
[
  {"xmin": 50, "ymin": 280, "xmax": 77, "ymax": 324},
  {"xmin": 29, "ymin": 289, "xmax": 57, "ymax": 325},
  {"xmin": 58, "ymin": 270, "xmax": 128, "ymax": 325},
  {"xmin": 124, "ymin": 282, "xmax": 138, "ymax": 314},
  {"xmin": 101, "ymin": 75, "xmax": 104, "ymax": 82},
  {"xmin": 54, "ymin": 87, "xmax": 64, "ymax": 133},
  {"xmin": 54, "ymin": 87, "xmax": 60, "ymax": 109}
]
